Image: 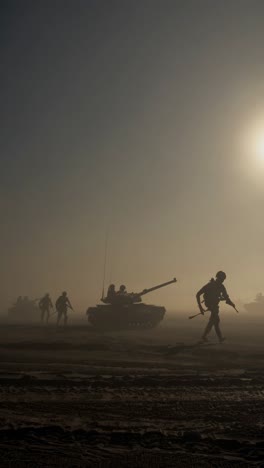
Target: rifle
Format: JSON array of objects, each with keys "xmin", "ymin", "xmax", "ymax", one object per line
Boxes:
[
  {"xmin": 225, "ymin": 299, "xmax": 239, "ymax": 314},
  {"xmin": 189, "ymin": 310, "xmax": 208, "ymax": 320},
  {"xmin": 229, "ymin": 304, "xmax": 239, "ymax": 314},
  {"xmin": 189, "ymin": 302, "xmax": 239, "ymax": 320}
]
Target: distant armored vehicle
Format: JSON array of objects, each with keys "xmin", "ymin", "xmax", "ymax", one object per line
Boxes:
[
  {"xmin": 8, "ymin": 296, "xmax": 39, "ymax": 322},
  {"xmin": 244, "ymin": 293, "xmax": 264, "ymax": 314},
  {"xmin": 86, "ymin": 278, "xmax": 177, "ymax": 330}
]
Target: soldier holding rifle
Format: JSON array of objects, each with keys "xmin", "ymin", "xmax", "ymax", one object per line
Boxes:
[
  {"xmin": 195, "ymin": 271, "xmax": 238, "ymax": 343},
  {"xmin": 55, "ymin": 291, "xmax": 73, "ymax": 326}
]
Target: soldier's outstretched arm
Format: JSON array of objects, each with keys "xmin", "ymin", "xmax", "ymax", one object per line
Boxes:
[{"xmin": 222, "ymin": 285, "xmax": 236, "ymax": 308}]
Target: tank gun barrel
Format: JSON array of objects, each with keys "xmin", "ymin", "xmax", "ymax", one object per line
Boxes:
[{"xmin": 138, "ymin": 278, "xmax": 177, "ymax": 296}]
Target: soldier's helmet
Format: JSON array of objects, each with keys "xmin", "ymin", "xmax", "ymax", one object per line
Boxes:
[
  {"xmin": 120, "ymin": 285, "xmax": 126, "ymax": 291},
  {"xmin": 45, "ymin": 293, "xmax": 49, "ymax": 297},
  {"xmin": 62, "ymin": 291, "xmax": 67, "ymax": 296},
  {"xmin": 216, "ymin": 271, "xmax": 226, "ymax": 281}
]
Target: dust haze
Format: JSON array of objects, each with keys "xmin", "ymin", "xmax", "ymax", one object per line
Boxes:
[{"xmin": 1, "ymin": 1, "xmax": 264, "ymax": 467}]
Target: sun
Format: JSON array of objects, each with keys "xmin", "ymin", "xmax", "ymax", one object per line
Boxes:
[
  {"xmin": 254, "ymin": 132, "xmax": 264, "ymax": 163},
  {"xmin": 243, "ymin": 118, "xmax": 264, "ymax": 166}
]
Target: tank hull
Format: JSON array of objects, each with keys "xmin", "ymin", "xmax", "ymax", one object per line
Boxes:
[{"xmin": 87, "ymin": 303, "xmax": 166, "ymax": 330}]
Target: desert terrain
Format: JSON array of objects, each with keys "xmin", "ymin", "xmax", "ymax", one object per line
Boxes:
[{"xmin": 0, "ymin": 310, "xmax": 264, "ymax": 467}]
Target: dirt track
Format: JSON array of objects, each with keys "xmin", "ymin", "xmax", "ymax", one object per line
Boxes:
[{"xmin": 0, "ymin": 316, "xmax": 264, "ymax": 467}]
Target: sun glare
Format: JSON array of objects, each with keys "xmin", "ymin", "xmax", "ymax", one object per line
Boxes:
[
  {"xmin": 243, "ymin": 118, "xmax": 264, "ymax": 167},
  {"xmin": 251, "ymin": 128, "xmax": 264, "ymax": 163}
]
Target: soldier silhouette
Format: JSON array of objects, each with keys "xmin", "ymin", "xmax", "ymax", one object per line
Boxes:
[
  {"xmin": 39, "ymin": 293, "xmax": 53, "ymax": 324},
  {"xmin": 196, "ymin": 271, "xmax": 236, "ymax": 343},
  {"xmin": 55, "ymin": 291, "xmax": 73, "ymax": 326},
  {"xmin": 106, "ymin": 284, "xmax": 116, "ymax": 302},
  {"xmin": 117, "ymin": 285, "xmax": 127, "ymax": 295}
]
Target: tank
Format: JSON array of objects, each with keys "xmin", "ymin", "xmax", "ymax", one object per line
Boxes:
[
  {"xmin": 86, "ymin": 278, "xmax": 177, "ymax": 330},
  {"xmin": 8, "ymin": 297, "xmax": 40, "ymax": 322},
  {"xmin": 244, "ymin": 293, "xmax": 264, "ymax": 315}
]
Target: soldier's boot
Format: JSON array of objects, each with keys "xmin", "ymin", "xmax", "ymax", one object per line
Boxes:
[{"xmin": 202, "ymin": 321, "xmax": 213, "ymax": 342}]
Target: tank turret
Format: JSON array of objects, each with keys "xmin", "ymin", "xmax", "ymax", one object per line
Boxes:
[
  {"xmin": 87, "ymin": 278, "xmax": 177, "ymax": 330},
  {"xmin": 102, "ymin": 278, "xmax": 177, "ymax": 305},
  {"xmin": 244, "ymin": 293, "xmax": 264, "ymax": 314}
]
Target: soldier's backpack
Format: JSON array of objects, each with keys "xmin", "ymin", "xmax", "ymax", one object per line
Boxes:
[{"xmin": 203, "ymin": 279, "xmax": 221, "ymax": 308}]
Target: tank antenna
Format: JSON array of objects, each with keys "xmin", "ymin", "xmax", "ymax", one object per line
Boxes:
[{"xmin": 101, "ymin": 230, "xmax": 109, "ymax": 300}]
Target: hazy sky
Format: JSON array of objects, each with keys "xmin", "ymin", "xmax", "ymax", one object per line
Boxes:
[{"xmin": 1, "ymin": 0, "xmax": 264, "ymax": 312}]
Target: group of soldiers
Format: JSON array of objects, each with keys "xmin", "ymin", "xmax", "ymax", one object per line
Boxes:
[
  {"xmin": 105, "ymin": 284, "xmax": 129, "ymax": 303},
  {"xmin": 12, "ymin": 270, "xmax": 237, "ymax": 341},
  {"xmin": 38, "ymin": 292, "xmax": 73, "ymax": 325},
  {"xmin": 14, "ymin": 292, "xmax": 73, "ymax": 326}
]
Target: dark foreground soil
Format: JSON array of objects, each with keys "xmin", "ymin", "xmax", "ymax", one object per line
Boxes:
[{"xmin": 0, "ymin": 314, "xmax": 264, "ymax": 467}]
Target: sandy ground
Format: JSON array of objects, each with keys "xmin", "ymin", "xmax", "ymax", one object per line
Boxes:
[{"xmin": 0, "ymin": 311, "xmax": 264, "ymax": 467}]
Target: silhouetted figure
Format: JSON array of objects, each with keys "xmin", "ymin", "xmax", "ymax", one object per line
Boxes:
[
  {"xmin": 106, "ymin": 284, "xmax": 116, "ymax": 302},
  {"xmin": 117, "ymin": 284, "xmax": 127, "ymax": 295},
  {"xmin": 196, "ymin": 271, "xmax": 236, "ymax": 343},
  {"xmin": 115, "ymin": 284, "xmax": 131, "ymax": 304},
  {"xmin": 55, "ymin": 291, "xmax": 73, "ymax": 326},
  {"xmin": 39, "ymin": 293, "xmax": 53, "ymax": 324},
  {"xmin": 102, "ymin": 283, "xmax": 131, "ymax": 305}
]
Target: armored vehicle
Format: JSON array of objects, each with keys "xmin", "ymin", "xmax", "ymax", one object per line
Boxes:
[
  {"xmin": 244, "ymin": 293, "xmax": 264, "ymax": 315},
  {"xmin": 8, "ymin": 297, "xmax": 39, "ymax": 322},
  {"xmin": 86, "ymin": 278, "xmax": 177, "ymax": 330}
]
